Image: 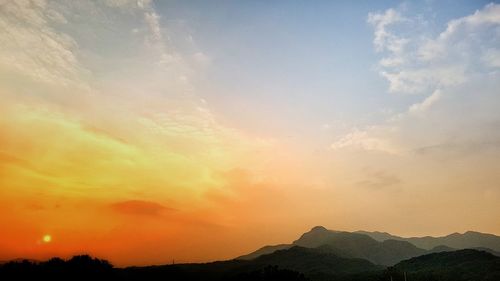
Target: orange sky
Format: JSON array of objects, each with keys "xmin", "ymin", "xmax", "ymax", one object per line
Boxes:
[{"xmin": 1, "ymin": 1, "xmax": 499, "ymax": 266}]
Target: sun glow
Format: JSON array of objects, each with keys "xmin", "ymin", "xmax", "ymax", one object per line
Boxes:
[{"xmin": 42, "ymin": 235, "xmax": 52, "ymax": 244}]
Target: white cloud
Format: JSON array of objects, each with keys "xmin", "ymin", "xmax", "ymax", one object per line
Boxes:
[
  {"xmin": 144, "ymin": 11, "xmax": 162, "ymax": 42},
  {"xmin": 369, "ymin": 3, "xmax": 500, "ymax": 96},
  {"xmin": 335, "ymin": 4, "xmax": 500, "ymax": 155},
  {"xmin": 367, "ymin": 9, "xmax": 407, "ymax": 53},
  {"xmin": 331, "ymin": 128, "xmax": 401, "ymax": 155},
  {"xmin": 381, "ymin": 66, "xmax": 466, "ymax": 93},
  {"xmin": 408, "ymin": 89, "xmax": 442, "ymax": 115}
]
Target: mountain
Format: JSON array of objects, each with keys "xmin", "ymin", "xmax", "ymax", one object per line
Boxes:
[
  {"xmin": 472, "ymin": 247, "xmax": 500, "ymax": 257},
  {"xmin": 386, "ymin": 249, "xmax": 500, "ymax": 281},
  {"xmin": 239, "ymin": 226, "xmax": 426, "ymax": 265},
  {"xmin": 353, "ymin": 230, "xmax": 397, "ymax": 242},
  {"xmin": 427, "ymin": 245, "xmax": 500, "ymax": 257},
  {"xmin": 237, "ymin": 244, "xmax": 292, "ymax": 260},
  {"xmin": 357, "ymin": 230, "xmax": 500, "ymax": 251},
  {"xmin": 294, "ymin": 227, "xmax": 427, "ymax": 265},
  {"xmin": 428, "ymin": 245, "xmax": 456, "ymax": 253},
  {"xmin": 252, "ymin": 246, "xmax": 383, "ymax": 277}
]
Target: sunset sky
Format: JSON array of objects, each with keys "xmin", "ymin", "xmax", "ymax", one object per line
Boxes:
[{"xmin": 1, "ymin": 0, "xmax": 500, "ymax": 266}]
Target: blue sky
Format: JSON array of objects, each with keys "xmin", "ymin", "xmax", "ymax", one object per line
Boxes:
[{"xmin": 152, "ymin": 0, "xmax": 495, "ymax": 140}]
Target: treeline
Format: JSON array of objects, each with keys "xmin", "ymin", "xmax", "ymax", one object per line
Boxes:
[
  {"xmin": 0, "ymin": 255, "xmax": 113, "ymax": 280},
  {"xmin": 0, "ymin": 256, "xmax": 309, "ymax": 281}
]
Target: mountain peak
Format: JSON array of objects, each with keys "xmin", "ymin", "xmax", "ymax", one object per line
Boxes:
[{"xmin": 311, "ymin": 226, "xmax": 328, "ymax": 232}]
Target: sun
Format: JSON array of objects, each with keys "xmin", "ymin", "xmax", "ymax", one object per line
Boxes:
[{"xmin": 42, "ymin": 234, "xmax": 52, "ymax": 243}]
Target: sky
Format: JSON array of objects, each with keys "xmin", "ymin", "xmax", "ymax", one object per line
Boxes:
[{"xmin": 0, "ymin": 0, "xmax": 499, "ymax": 266}]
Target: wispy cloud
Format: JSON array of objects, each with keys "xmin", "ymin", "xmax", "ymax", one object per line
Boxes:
[{"xmin": 0, "ymin": 0, "xmax": 86, "ymax": 87}]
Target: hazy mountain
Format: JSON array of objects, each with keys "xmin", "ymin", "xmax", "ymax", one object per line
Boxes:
[
  {"xmin": 388, "ymin": 249, "xmax": 500, "ymax": 281},
  {"xmin": 239, "ymin": 226, "xmax": 426, "ymax": 265},
  {"xmin": 295, "ymin": 227, "xmax": 427, "ymax": 265},
  {"xmin": 428, "ymin": 245, "xmax": 456, "ymax": 253},
  {"xmin": 236, "ymin": 244, "xmax": 292, "ymax": 260},
  {"xmin": 355, "ymin": 230, "xmax": 400, "ymax": 241},
  {"xmin": 357, "ymin": 230, "xmax": 500, "ymax": 251}
]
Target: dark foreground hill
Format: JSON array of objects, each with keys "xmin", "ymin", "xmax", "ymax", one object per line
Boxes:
[
  {"xmin": 385, "ymin": 249, "xmax": 500, "ymax": 281},
  {"xmin": 252, "ymin": 246, "xmax": 383, "ymax": 277},
  {"xmin": 119, "ymin": 246, "xmax": 382, "ymax": 281},
  {"xmin": 2, "ymin": 249, "xmax": 500, "ymax": 281}
]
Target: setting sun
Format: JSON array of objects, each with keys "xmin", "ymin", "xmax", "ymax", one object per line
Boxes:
[{"xmin": 42, "ymin": 235, "xmax": 52, "ymax": 244}]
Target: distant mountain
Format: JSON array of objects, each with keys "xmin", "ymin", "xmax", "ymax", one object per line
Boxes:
[
  {"xmin": 357, "ymin": 230, "xmax": 500, "ymax": 251},
  {"xmin": 294, "ymin": 227, "xmax": 427, "ymax": 265},
  {"xmin": 237, "ymin": 244, "xmax": 292, "ymax": 260},
  {"xmin": 387, "ymin": 249, "xmax": 500, "ymax": 281},
  {"xmin": 355, "ymin": 230, "xmax": 400, "ymax": 241},
  {"xmin": 239, "ymin": 226, "xmax": 426, "ymax": 265},
  {"xmin": 239, "ymin": 226, "xmax": 500, "ymax": 266},
  {"xmin": 428, "ymin": 245, "xmax": 456, "ymax": 253}
]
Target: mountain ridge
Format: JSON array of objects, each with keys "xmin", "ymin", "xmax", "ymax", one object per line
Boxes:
[
  {"xmin": 237, "ymin": 226, "xmax": 500, "ymax": 264},
  {"xmin": 356, "ymin": 229, "xmax": 500, "ymax": 251}
]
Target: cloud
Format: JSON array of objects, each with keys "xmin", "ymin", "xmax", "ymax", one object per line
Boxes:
[
  {"xmin": 0, "ymin": 0, "xmax": 86, "ymax": 87},
  {"xmin": 380, "ymin": 66, "xmax": 466, "ymax": 94},
  {"xmin": 482, "ymin": 48, "xmax": 500, "ymax": 68},
  {"xmin": 367, "ymin": 8, "xmax": 407, "ymax": 53},
  {"xmin": 331, "ymin": 127, "xmax": 401, "ymax": 155},
  {"xmin": 110, "ymin": 200, "xmax": 173, "ymax": 216},
  {"xmin": 0, "ymin": 0, "xmax": 278, "ymax": 214},
  {"xmin": 335, "ymin": 3, "xmax": 500, "ymax": 155},
  {"xmin": 408, "ymin": 89, "xmax": 442, "ymax": 115},
  {"xmin": 369, "ymin": 3, "xmax": 500, "ymax": 96},
  {"xmin": 419, "ymin": 3, "xmax": 500, "ymax": 61}
]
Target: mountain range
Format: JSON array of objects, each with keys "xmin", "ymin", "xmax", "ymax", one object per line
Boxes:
[
  {"xmin": 237, "ymin": 226, "xmax": 500, "ymax": 266},
  {"xmin": 355, "ymin": 230, "xmax": 500, "ymax": 251}
]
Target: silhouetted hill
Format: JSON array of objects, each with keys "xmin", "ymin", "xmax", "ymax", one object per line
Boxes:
[
  {"xmin": 120, "ymin": 260, "xmax": 309, "ymax": 281},
  {"xmin": 0, "ymin": 255, "xmax": 113, "ymax": 280},
  {"xmin": 123, "ymin": 245, "xmax": 382, "ymax": 281},
  {"xmin": 385, "ymin": 249, "xmax": 500, "ymax": 281},
  {"xmin": 358, "ymin": 230, "xmax": 500, "ymax": 251},
  {"xmin": 472, "ymin": 247, "xmax": 500, "ymax": 257},
  {"xmin": 252, "ymin": 246, "xmax": 383, "ymax": 276},
  {"xmin": 2, "ymin": 249, "xmax": 499, "ymax": 281}
]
